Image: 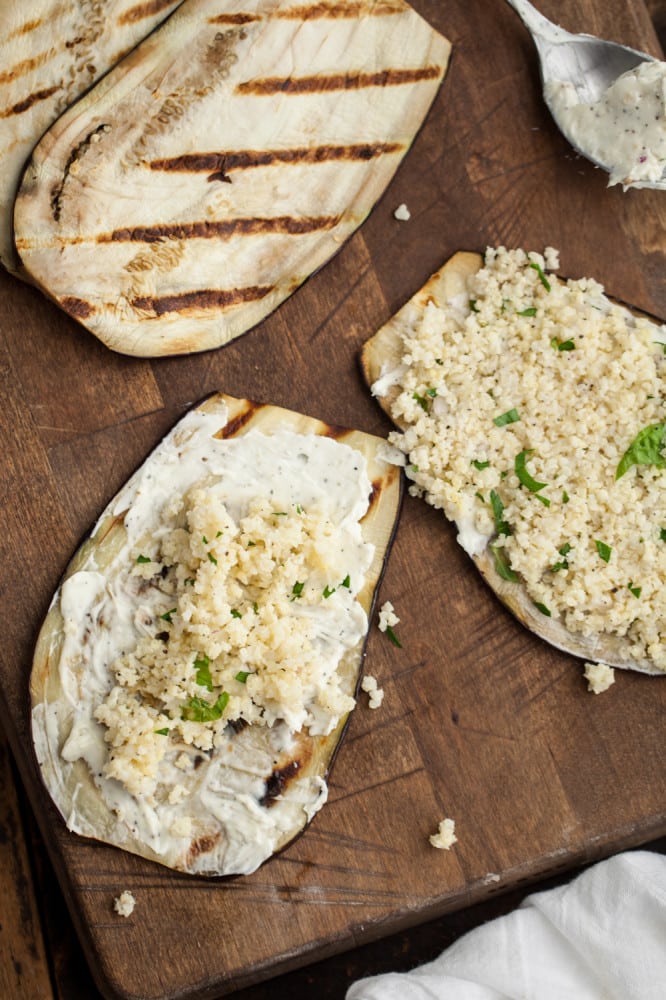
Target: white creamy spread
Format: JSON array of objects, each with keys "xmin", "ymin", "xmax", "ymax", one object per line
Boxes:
[
  {"xmin": 39, "ymin": 406, "xmax": 376, "ymax": 874},
  {"xmin": 545, "ymin": 60, "xmax": 666, "ymax": 188}
]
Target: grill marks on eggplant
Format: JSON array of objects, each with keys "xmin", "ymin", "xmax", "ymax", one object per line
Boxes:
[
  {"xmin": 148, "ymin": 141, "xmax": 405, "ymax": 182},
  {"xmin": 0, "ymin": 0, "xmax": 183, "ymax": 272},
  {"xmin": 237, "ymin": 65, "xmax": 444, "ymax": 96},
  {"xmin": 14, "ymin": 0, "xmax": 451, "ymax": 354}
]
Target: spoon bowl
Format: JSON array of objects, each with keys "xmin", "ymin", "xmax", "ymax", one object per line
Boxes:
[{"xmin": 506, "ymin": 0, "xmax": 664, "ymax": 188}]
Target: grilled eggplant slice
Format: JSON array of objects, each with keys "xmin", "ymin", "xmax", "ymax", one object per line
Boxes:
[
  {"xmin": 31, "ymin": 394, "xmax": 402, "ymax": 875},
  {"xmin": 0, "ymin": 0, "xmax": 182, "ymax": 274},
  {"xmin": 14, "ymin": 0, "xmax": 450, "ymax": 357},
  {"xmin": 361, "ymin": 250, "xmax": 666, "ymax": 676}
]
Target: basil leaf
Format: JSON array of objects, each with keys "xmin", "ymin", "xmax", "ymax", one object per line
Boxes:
[
  {"xmin": 551, "ymin": 337, "xmax": 575, "ymax": 351},
  {"xmin": 517, "ymin": 307, "xmax": 537, "ymax": 317},
  {"xmin": 515, "ymin": 449, "xmax": 548, "ymax": 494},
  {"xmin": 323, "ymin": 585, "xmax": 336, "ymax": 598},
  {"xmin": 136, "ymin": 554, "xmax": 151, "ymax": 564},
  {"xmin": 533, "ymin": 602, "xmax": 551, "ymax": 617},
  {"xmin": 616, "ymin": 422, "xmax": 666, "ymax": 479},
  {"xmin": 160, "ymin": 607, "xmax": 177, "ymax": 623},
  {"xmin": 493, "ymin": 408, "xmax": 520, "ymax": 427},
  {"xmin": 235, "ymin": 671, "xmax": 250, "ymax": 683},
  {"xmin": 291, "ymin": 581, "xmax": 305, "ymax": 598},
  {"xmin": 471, "ymin": 459, "xmax": 490, "ymax": 470},
  {"xmin": 154, "ymin": 727, "xmax": 169, "ymax": 736},
  {"xmin": 628, "ymin": 582, "xmax": 642, "ymax": 598}
]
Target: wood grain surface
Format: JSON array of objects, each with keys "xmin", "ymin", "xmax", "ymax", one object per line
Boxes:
[{"xmin": 2, "ymin": 1, "xmax": 665, "ymax": 998}]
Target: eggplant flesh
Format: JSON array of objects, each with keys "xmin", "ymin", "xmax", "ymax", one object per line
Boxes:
[
  {"xmin": 0, "ymin": 0, "xmax": 183, "ymax": 274},
  {"xmin": 14, "ymin": 0, "xmax": 451, "ymax": 356}
]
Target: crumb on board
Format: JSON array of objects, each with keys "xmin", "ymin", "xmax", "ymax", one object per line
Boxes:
[
  {"xmin": 361, "ymin": 674, "xmax": 384, "ymax": 709},
  {"xmin": 429, "ymin": 817, "xmax": 457, "ymax": 850},
  {"xmin": 584, "ymin": 661, "xmax": 615, "ymax": 694},
  {"xmin": 113, "ymin": 890, "xmax": 136, "ymax": 917},
  {"xmin": 378, "ymin": 601, "xmax": 399, "ymax": 632},
  {"xmin": 393, "ymin": 203, "xmax": 411, "ymax": 221}
]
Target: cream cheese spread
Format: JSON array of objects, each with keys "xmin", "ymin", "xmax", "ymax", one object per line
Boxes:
[
  {"xmin": 33, "ymin": 406, "xmax": 377, "ymax": 874},
  {"xmin": 545, "ymin": 60, "xmax": 666, "ymax": 188}
]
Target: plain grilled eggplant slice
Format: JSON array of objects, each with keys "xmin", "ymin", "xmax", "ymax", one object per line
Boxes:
[
  {"xmin": 361, "ymin": 251, "xmax": 666, "ymax": 676},
  {"xmin": 14, "ymin": 0, "xmax": 451, "ymax": 356},
  {"xmin": 0, "ymin": 0, "xmax": 183, "ymax": 274},
  {"xmin": 30, "ymin": 393, "xmax": 402, "ymax": 875}
]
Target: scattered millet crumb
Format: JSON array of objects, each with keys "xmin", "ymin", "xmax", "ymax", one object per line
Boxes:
[
  {"xmin": 584, "ymin": 661, "xmax": 615, "ymax": 694},
  {"xmin": 113, "ymin": 890, "xmax": 136, "ymax": 917},
  {"xmin": 429, "ymin": 817, "xmax": 457, "ymax": 850},
  {"xmin": 361, "ymin": 674, "xmax": 384, "ymax": 709},
  {"xmin": 393, "ymin": 203, "xmax": 411, "ymax": 221}
]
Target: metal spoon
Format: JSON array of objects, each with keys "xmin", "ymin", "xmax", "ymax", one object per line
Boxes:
[{"xmin": 505, "ymin": 0, "xmax": 664, "ymax": 188}]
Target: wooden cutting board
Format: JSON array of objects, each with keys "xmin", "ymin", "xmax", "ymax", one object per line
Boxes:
[{"xmin": 2, "ymin": 1, "xmax": 665, "ymax": 997}]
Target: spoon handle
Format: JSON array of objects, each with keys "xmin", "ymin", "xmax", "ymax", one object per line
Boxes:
[{"xmin": 504, "ymin": 0, "xmax": 570, "ymax": 44}]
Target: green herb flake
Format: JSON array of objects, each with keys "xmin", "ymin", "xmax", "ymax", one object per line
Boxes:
[
  {"xmin": 515, "ymin": 449, "xmax": 548, "ymax": 494},
  {"xmin": 184, "ymin": 577, "xmax": 195, "ymax": 586},
  {"xmin": 247, "ymin": 540, "xmax": 256, "ymax": 547},
  {"xmin": 533, "ymin": 602, "xmax": 551, "ymax": 617},
  {"xmin": 207, "ymin": 552, "xmax": 218, "ymax": 565},
  {"xmin": 529, "ymin": 259, "xmax": 551, "ymax": 291},
  {"xmin": 469, "ymin": 298, "xmax": 480, "ymax": 313},
  {"xmin": 490, "ymin": 489, "xmax": 511, "ymax": 536},
  {"xmin": 551, "ymin": 542, "xmax": 572, "ymax": 573},
  {"xmin": 341, "ymin": 574, "xmax": 351, "ymax": 589},
  {"xmin": 182, "ymin": 692, "xmax": 229, "ymax": 723},
  {"xmin": 323, "ymin": 585, "xmax": 336, "ymax": 598},
  {"xmin": 616, "ymin": 422, "xmax": 666, "ymax": 479},
  {"xmin": 230, "ymin": 609, "xmax": 242, "ymax": 619},
  {"xmin": 426, "ymin": 387, "xmax": 438, "ymax": 398},
  {"xmin": 202, "ymin": 535, "xmax": 209, "ymax": 545},
  {"xmin": 471, "ymin": 459, "xmax": 490, "ymax": 470},
  {"xmin": 154, "ymin": 727, "xmax": 170, "ymax": 736},
  {"xmin": 194, "ymin": 654, "xmax": 213, "ymax": 691},
  {"xmin": 160, "ymin": 607, "xmax": 177, "ymax": 623},
  {"xmin": 235, "ymin": 671, "xmax": 250, "ymax": 684},
  {"xmin": 490, "ymin": 544, "xmax": 518, "ymax": 582},
  {"xmin": 551, "ymin": 338, "xmax": 575, "ymax": 351},
  {"xmin": 493, "ymin": 408, "xmax": 520, "ymax": 427},
  {"xmin": 412, "ymin": 391, "xmax": 430, "ymax": 412},
  {"xmin": 385, "ymin": 625, "xmax": 402, "ymax": 648},
  {"xmin": 136, "ymin": 554, "xmax": 151, "ymax": 564},
  {"xmin": 475, "ymin": 491, "xmax": 485, "ymax": 503},
  {"xmin": 291, "ymin": 580, "xmax": 305, "ymax": 599},
  {"xmin": 517, "ymin": 307, "xmax": 537, "ymax": 317},
  {"xmin": 595, "ymin": 540, "xmax": 612, "ymax": 563},
  {"xmin": 660, "ymin": 528, "xmax": 666, "ymax": 542},
  {"xmin": 628, "ymin": 582, "xmax": 642, "ymax": 598},
  {"xmin": 562, "ymin": 490, "xmax": 570, "ymax": 503}
]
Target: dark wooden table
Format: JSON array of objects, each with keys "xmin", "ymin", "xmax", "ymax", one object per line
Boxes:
[{"xmin": 0, "ymin": 0, "xmax": 666, "ymax": 1000}]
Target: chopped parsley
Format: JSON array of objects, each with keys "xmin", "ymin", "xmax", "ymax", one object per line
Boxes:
[
  {"xmin": 154, "ymin": 727, "xmax": 170, "ymax": 736},
  {"xmin": 323, "ymin": 584, "xmax": 336, "ymax": 598},
  {"xmin": 490, "ymin": 489, "xmax": 511, "ymax": 536},
  {"xmin": 136, "ymin": 554, "xmax": 151, "ymax": 564},
  {"xmin": 551, "ymin": 337, "xmax": 575, "ymax": 351},
  {"xmin": 207, "ymin": 552, "xmax": 218, "ymax": 565},
  {"xmin": 230, "ymin": 609, "xmax": 242, "ymax": 619},
  {"xmin": 340, "ymin": 574, "xmax": 351, "ymax": 589},
  {"xmin": 471, "ymin": 459, "xmax": 490, "ymax": 470},
  {"xmin": 529, "ymin": 259, "xmax": 551, "ymax": 291},
  {"xmin": 660, "ymin": 528, "xmax": 666, "ymax": 542},
  {"xmin": 551, "ymin": 542, "xmax": 572, "ymax": 572},
  {"xmin": 628, "ymin": 582, "xmax": 642, "ymax": 598},
  {"xmin": 160, "ymin": 607, "xmax": 177, "ymax": 623},
  {"xmin": 194, "ymin": 654, "xmax": 213, "ymax": 691},
  {"xmin": 514, "ymin": 449, "xmax": 548, "ymax": 494},
  {"xmin": 469, "ymin": 298, "xmax": 480, "ymax": 313},
  {"xmin": 385, "ymin": 624, "xmax": 402, "ymax": 648},
  {"xmin": 182, "ymin": 692, "xmax": 229, "ymax": 723},
  {"xmin": 291, "ymin": 580, "xmax": 305, "ymax": 599},
  {"xmin": 517, "ymin": 306, "xmax": 537, "ymax": 317},
  {"xmin": 235, "ymin": 671, "xmax": 250, "ymax": 683},
  {"xmin": 493, "ymin": 408, "xmax": 520, "ymax": 427},
  {"xmin": 490, "ymin": 544, "xmax": 518, "ymax": 582},
  {"xmin": 595, "ymin": 540, "xmax": 612, "ymax": 563}
]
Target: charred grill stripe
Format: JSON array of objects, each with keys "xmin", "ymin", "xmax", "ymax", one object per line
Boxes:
[
  {"xmin": 0, "ymin": 85, "xmax": 60, "ymax": 118},
  {"xmin": 261, "ymin": 760, "xmax": 301, "ymax": 807},
  {"xmin": 103, "ymin": 215, "xmax": 340, "ymax": 243},
  {"xmin": 118, "ymin": 0, "xmax": 180, "ymax": 25},
  {"xmin": 217, "ymin": 403, "xmax": 264, "ymax": 439},
  {"xmin": 8, "ymin": 18, "xmax": 43, "ymax": 40},
  {"xmin": 131, "ymin": 285, "xmax": 273, "ymax": 316},
  {"xmin": 237, "ymin": 65, "xmax": 442, "ymax": 96},
  {"xmin": 275, "ymin": 2, "xmax": 406, "ymax": 18},
  {"xmin": 60, "ymin": 296, "xmax": 94, "ymax": 319},
  {"xmin": 0, "ymin": 50, "xmax": 52, "ymax": 86},
  {"xmin": 208, "ymin": 12, "xmax": 262, "ymax": 24},
  {"xmin": 148, "ymin": 141, "xmax": 404, "ymax": 178}
]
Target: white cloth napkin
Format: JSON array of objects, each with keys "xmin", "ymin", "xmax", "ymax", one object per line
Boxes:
[{"xmin": 347, "ymin": 850, "xmax": 666, "ymax": 1000}]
